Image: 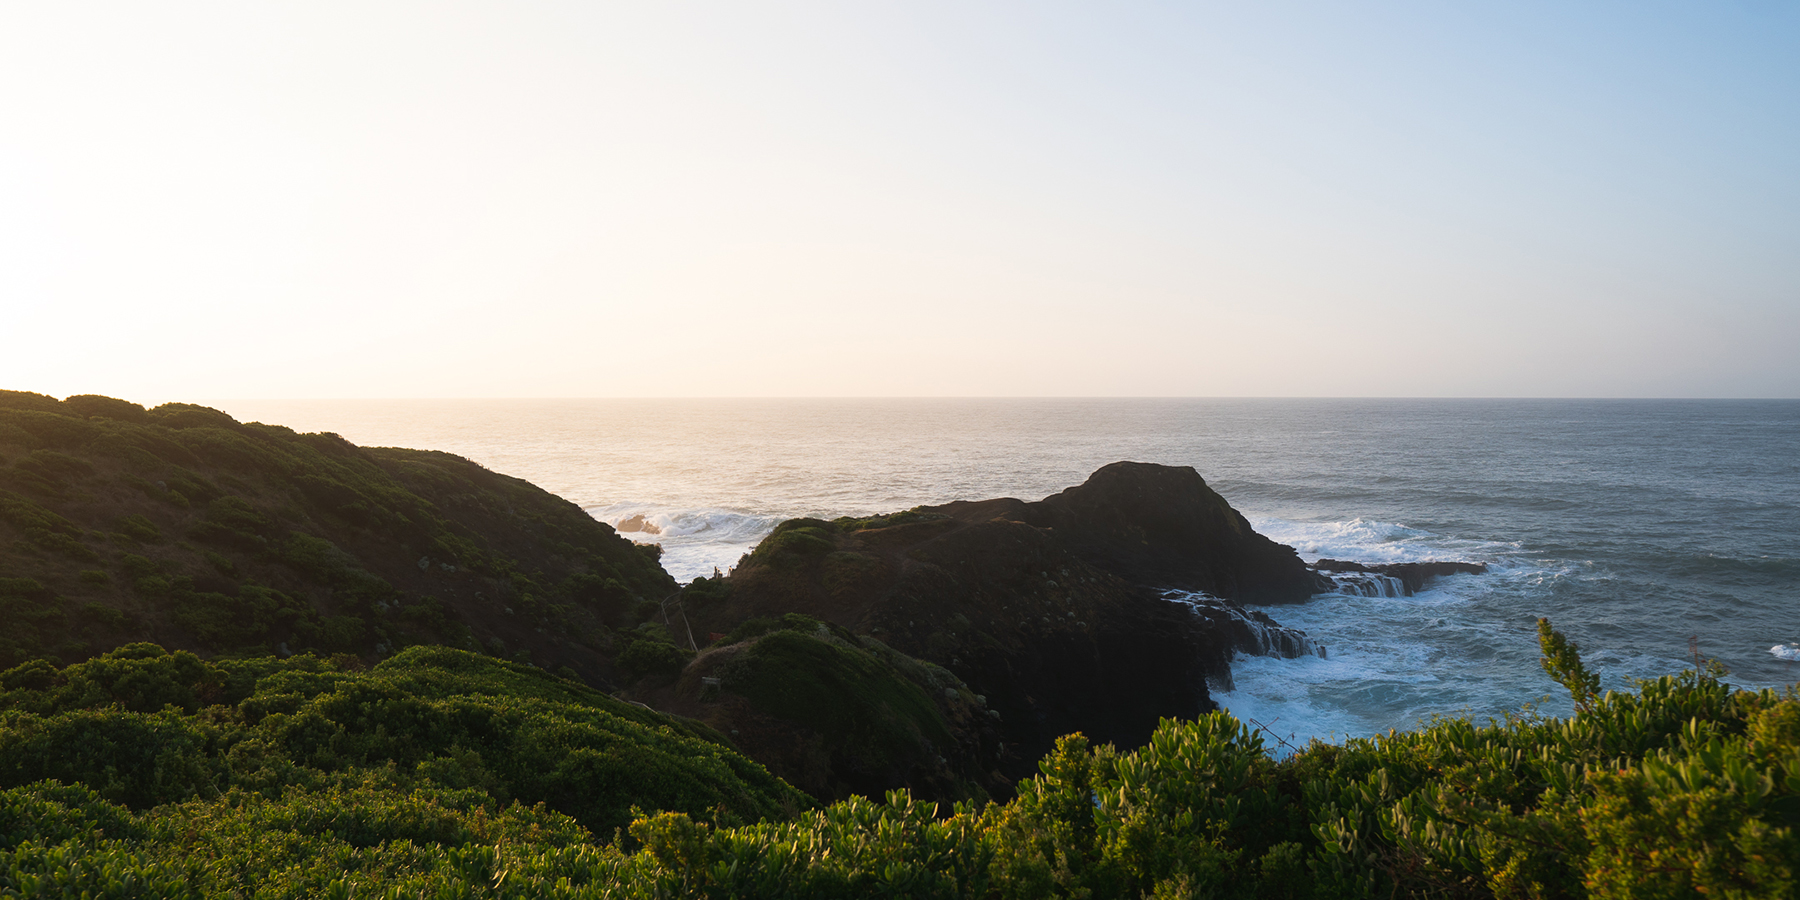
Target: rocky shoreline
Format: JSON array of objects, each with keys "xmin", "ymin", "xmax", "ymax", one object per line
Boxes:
[
  {"xmin": 649, "ymin": 461, "xmax": 1488, "ymax": 800},
  {"xmin": 1311, "ymin": 557, "xmax": 1489, "ymax": 594},
  {"xmin": 0, "ymin": 389, "xmax": 1492, "ymax": 807}
]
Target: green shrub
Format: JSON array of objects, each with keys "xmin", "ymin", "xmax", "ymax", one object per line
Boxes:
[
  {"xmin": 0, "ymin": 634, "xmax": 1792, "ymax": 899},
  {"xmin": 616, "ymin": 633, "xmax": 690, "ymax": 683},
  {"xmin": 0, "ymin": 646, "xmax": 808, "ymax": 844},
  {"xmin": 682, "ymin": 573, "xmax": 731, "ymax": 605},
  {"xmin": 79, "ymin": 604, "xmax": 132, "ymax": 631},
  {"xmin": 172, "ymin": 427, "xmax": 272, "ymax": 472},
  {"xmin": 24, "ymin": 527, "xmax": 98, "ymax": 561},
  {"xmin": 14, "ymin": 450, "xmax": 95, "ymax": 483},
  {"xmin": 0, "ymin": 408, "xmax": 99, "ymax": 450},
  {"xmin": 749, "ymin": 519, "xmax": 839, "ymax": 566},
  {"xmin": 60, "ymin": 394, "xmax": 151, "ymax": 423},
  {"xmin": 203, "ymin": 550, "xmax": 236, "ymax": 575},
  {"xmin": 0, "ymin": 781, "xmax": 141, "ymax": 850},
  {"xmin": 833, "ymin": 507, "xmax": 949, "ymax": 531},
  {"xmin": 0, "ymin": 391, "xmax": 65, "ymax": 415},
  {"xmin": 161, "ymin": 466, "xmax": 222, "ymax": 504},
  {"xmin": 113, "ymin": 515, "xmax": 162, "ymax": 543},
  {"xmin": 187, "ymin": 520, "xmax": 268, "ymax": 552},
  {"xmin": 722, "ymin": 629, "xmax": 952, "ymax": 772},
  {"xmin": 149, "ymin": 404, "xmax": 240, "ymax": 431},
  {"xmin": 1539, "ymin": 616, "xmax": 1600, "ymax": 712},
  {"xmin": 0, "ymin": 490, "xmax": 84, "ymax": 538}
]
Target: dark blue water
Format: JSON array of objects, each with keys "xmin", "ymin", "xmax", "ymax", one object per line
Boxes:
[{"xmin": 213, "ymin": 398, "xmax": 1800, "ymax": 744}]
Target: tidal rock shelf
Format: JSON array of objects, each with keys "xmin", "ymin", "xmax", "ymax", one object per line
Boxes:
[
  {"xmin": 1313, "ymin": 558, "xmax": 1490, "ymax": 596},
  {"xmin": 1162, "ymin": 590, "xmax": 1326, "ymax": 659}
]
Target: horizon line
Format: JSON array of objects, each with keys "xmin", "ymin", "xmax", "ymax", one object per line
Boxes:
[{"xmin": 184, "ymin": 395, "xmax": 1800, "ymax": 403}]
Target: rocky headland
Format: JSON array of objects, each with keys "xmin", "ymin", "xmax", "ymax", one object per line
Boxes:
[
  {"xmin": 661, "ymin": 462, "xmax": 1337, "ymax": 799},
  {"xmin": 3, "ymin": 392, "xmax": 1769, "ymax": 900},
  {"xmin": 1, "ymin": 390, "xmax": 1494, "ymax": 809}
]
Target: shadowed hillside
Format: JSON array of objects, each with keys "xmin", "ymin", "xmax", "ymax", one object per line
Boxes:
[
  {"xmin": 0, "ymin": 643, "xmax": 810, "ymax": 839},
  {"xmin": 0, "ymin": 390, "xmax": 676, "ymax": 684}
]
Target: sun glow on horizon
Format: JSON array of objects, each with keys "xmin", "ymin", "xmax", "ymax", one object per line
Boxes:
[{"xmin": 3, "ymin": 2, "xmax": 1797, "ymax": 400}]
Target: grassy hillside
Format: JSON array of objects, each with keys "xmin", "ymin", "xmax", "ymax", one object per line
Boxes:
[
  {"xmin": 1, "ymin": 624, "xmax": 1793, "ymax": 898},
  {"xmin": 675, "ymin": 505, "xmax": 1242, "ymax": 797},
  {"xmin": 0, "ymin": 390, "xmax": 1019, "ymax": 808},
  {"xmin": 2, "ymin": 392, "xmax": 1793, "ymax": 896},
  {"xmin": 0, "ymin": 391, "xmax": 676, "ymax": 683},
  {"xmin": 0, "ymin": 644, "xmax": 809, "ymax": 838},
  {"xmin": 637, "ymin": 612, "xmax": 1010, "ymax": 805}
]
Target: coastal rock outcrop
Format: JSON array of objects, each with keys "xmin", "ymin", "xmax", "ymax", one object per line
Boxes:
[
  {"xmin": 1312, "ymin": 558, "xmax": 1488, "ymax": 595},
  {"xmin": 640, "ymin": 614, "xmax": 1009, "ymax": 803},
  {"xmin": 673, "ymin": 461, "xmax": 1327, "ymax": 797},
  {"xmin": 1014, "ymin": 461, "xmax": 1333, "ymax": 602}
]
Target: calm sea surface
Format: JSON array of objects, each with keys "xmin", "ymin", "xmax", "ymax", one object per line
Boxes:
[{"xmin": 208, "ymin": 398, "xmax": 1800, "ymax": 747}]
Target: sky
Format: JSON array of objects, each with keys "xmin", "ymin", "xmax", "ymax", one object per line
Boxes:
[{"xmin": 2, "ymin": 1, "xmax": 1797, "ymax": 400}]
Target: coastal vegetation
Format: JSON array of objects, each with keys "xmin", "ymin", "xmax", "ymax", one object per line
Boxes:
[
  {"xmin": 1, "ymin": 625, "xmax": 1794, "ymax": 897},
  {"xmin": 0, "ymin": 390, "xmax": 675, "ymax": 683},
  {"xmin": 674, "ymin": 464, "xmax": 1328, "ymax": 794},
  {"xmin": 0, "ymin": 392, "xmax": 1014, "ymax": 806},
  {"xmin": 647, "ymin": 613, "xmax": 1005, "ymax": 803},
  {"xmin": 3, "ymin": 392, "xmax": 1795, "ymax": 896}
]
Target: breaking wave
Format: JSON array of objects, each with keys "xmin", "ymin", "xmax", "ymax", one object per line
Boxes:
[
  {"xmin": 588, "ymin": 503, "xmax": 780, "ymax": 583},
  {"xmin": 1210, "ymin": 516, "xmax": 1523, "ymax": 756},
  {"xmin": 1250, "ymin": 516, "xmax": 1519, "ymax": 567},
  {"xmin": 1326, "ymin": 572, "xmax": 1409, "ymax": 598},
  {"xmin": 1162, "ymin": 589, "xmax": 1326, "ymax": 663}
]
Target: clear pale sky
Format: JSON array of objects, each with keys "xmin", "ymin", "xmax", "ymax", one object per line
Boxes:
[{"xmin": 3, "ymin": 2, "xmax": 1797, "ymax": 400}]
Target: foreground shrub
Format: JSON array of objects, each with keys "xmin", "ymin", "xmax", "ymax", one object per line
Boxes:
[
  {"xmin": 0, "ymin": 645, "xmax": 808, "ymax": 837},
  {"xmin": 0, "ymin": 622, "xmax": 1794, "ymax": 898}
]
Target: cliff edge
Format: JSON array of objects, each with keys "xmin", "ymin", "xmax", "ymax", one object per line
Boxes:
[{"xmin": 666, "ymin": 461, "xmax": 1326, "ymax": 797}]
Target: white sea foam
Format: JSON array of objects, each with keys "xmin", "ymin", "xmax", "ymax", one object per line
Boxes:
[
  {"xmin": 1214, "ymin": 517, "xmax": 1551, "ymax": 756},
  {"xmin": 1208, "ymin": 655, "xmax": 1361, "ymax": 755},
  {"xmin": 1251, "ymin": 516, "xmax": 1518, "ymax": 567},
  {"xmin": 588, "ymin": 503, "xmax": 780, "ymax": 583},
  {"xmin": 214, "ymin": 399, "xmax": 1799, "ymax": 743},
  {"xmin": 1327, "ymin": 572, "xmax": 1409, "ymax": 597},
  {"xmin": 1162, "ymin": 590, "xmax": 1325, "ymax": 662},
  {"xmin": 1772, "ymin": 643, "xmax": 1800, "ymax": 661}
]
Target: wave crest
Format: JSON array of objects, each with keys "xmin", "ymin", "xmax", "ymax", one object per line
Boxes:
[
  {"xmin": 1251, "ymin": 516, "xmax": 1515, "ymax": 567},
  {"xmin": 586, "ymin": 503, "xmax": 782, "ymax": 583}
]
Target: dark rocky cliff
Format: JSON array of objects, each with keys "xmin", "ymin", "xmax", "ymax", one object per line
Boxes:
[
  {"xmin": 1006, "ymin": 461, "xmax": 1330, "ymax": 602},
  {"xmin": 670, "ymin": 461, "xmax": 1326, "ymax": 796}
]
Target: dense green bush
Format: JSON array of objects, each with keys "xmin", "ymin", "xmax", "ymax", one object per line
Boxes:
[
  {"xmin": 0, "ymin": 645, "xmax": 808, "ymax": 842},
  {"xmin": 833, "ymin": 507, "xmax": 949, "ymax": 532},
  {"xmin": 747, "ymin": 519, "xmax": 840, "ymax": 567},
  {"xmin": 615, "ymin": 630, "xmax": 691, "ymax": 683},
  {"xmin": 5, "ymin": 646, "xmax": 1787, "ymax": 899},
  {"xmin": 722, "ymin": 628, "xmax": 953, "ymax": 772},
  {"xmin": 2, "ymin": 610, "xmax": 1795, "ymax": 898}
]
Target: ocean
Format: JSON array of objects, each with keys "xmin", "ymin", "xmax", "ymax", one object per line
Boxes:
[{"xmin": 208, "ymin": 398, "xmax": 1800, "ymax": 750}]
